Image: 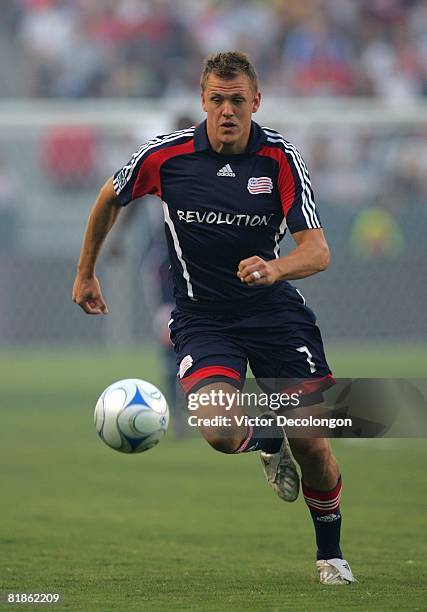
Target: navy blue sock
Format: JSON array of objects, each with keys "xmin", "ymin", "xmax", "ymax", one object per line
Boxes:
[
  {"xmin": 303, "ymin": 477, "xmax": 343, "ymax": 560},
  {"xmin": 234, "ymin": 419, "xmax": 283, "ymax": 454}
]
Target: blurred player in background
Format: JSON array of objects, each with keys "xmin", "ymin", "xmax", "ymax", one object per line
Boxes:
[
  {"xmin": 72, "ymin": 51, "xmax": 355, "ymax": 585},
  {"xmin": 107, "ymin": 115, "xmax": 196, "ymax": 438}
]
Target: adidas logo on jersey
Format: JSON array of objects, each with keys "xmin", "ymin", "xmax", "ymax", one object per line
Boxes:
[{"xmin": 217, "ymin": 164, "xmax": 235, "ymax": 177}]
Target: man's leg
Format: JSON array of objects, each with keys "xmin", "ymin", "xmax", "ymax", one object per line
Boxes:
[
  {"xmin": 289, "ymin": 436, "xmax": 342, "ymax": 560},
  {"xmin": 284, "ymin": 406, "xmax": 355, "ymax": 584},
  {"xmin": 187, "ymin": 381, "xmax": 285, "ymax": 455}
]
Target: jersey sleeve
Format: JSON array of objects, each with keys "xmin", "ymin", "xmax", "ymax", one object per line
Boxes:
[
  {"xmin": 278, "ymin": 144, "xmax": 322, "ymax": 233},
  {"xmin": 112, "ymin": 137, "xmax": 164, "ymax": 206}
]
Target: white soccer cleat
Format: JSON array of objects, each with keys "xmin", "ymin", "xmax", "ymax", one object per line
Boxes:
[
  {"xmin": 260, "ymin": 436, "xmax": 300, "ymax": 502},
  {"xmin": 316, "ymin": 558, "xmax": 357, "ymax": 585}
]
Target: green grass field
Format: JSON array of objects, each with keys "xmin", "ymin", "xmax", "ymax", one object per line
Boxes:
[{"xmin": 0, "ymin": 347, "xmax": 426, "ymax": 611}]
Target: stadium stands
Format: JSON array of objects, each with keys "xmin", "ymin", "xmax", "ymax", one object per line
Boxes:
[{"xmin": 3, "ymin": 0, "xmax": 427, "ymax": 100}]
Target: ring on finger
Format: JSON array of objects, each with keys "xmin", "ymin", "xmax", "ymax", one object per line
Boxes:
[{"xmin": 252, "ymin": 270, "xmax": 262, "ymax": 280}]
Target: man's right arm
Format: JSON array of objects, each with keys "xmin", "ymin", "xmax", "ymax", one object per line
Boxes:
[{"xmin": 72, "ymin": 177, "xmax": 122, "ymax": 314}]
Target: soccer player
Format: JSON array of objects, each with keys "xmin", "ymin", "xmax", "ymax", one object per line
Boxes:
[{"xmin": 72, "ymin": 51, "xmax": 355, "ymax": 585}]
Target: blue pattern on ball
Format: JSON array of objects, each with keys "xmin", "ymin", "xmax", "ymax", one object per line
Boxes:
[{"xmin": 125, "ymin": 386, "xmax": 149, "ymax": 409}]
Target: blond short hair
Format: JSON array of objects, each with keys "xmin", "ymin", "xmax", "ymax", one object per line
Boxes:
[{"xmin": 200, "ymin": 51, "xmax": 259, "ymax": 93}]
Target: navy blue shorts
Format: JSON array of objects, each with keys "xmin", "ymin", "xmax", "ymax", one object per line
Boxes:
[{"xmin": 169, "ymin": 294, "xmax": 334, "ymax": 404}]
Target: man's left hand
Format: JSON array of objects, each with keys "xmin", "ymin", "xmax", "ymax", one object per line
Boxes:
[{"xmin": 237, "ymin": 256, "xmax": 280, "ymax": 286}]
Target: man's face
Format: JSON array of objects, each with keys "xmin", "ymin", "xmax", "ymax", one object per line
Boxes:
[{"xmin": 201, "ymin": 74, "xmax": 261, "ymax": 154}]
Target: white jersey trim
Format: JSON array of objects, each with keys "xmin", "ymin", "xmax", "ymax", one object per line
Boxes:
[
  {"xmin": 262, "ymin": 127, "xmax": 321, "ymax": 230},
  {"xmin": 295, "ymin": 288, "xmax": 306, "ymax": 305},
  {"xmin": 274, "ymin": 215, "xmax": 287, "ymax": 258},
  {"xmin": 162, "ymin": 200, "xmax": 195, "ymax": 301}
]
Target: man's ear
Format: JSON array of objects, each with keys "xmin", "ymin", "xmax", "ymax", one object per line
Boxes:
[
  {"xmin": 252, "ymin": 91, "xmax": 261, "ymax": 114},
  {"xmin": 201, "ymin": 90, "xmax": 207, "ymax": 113}
]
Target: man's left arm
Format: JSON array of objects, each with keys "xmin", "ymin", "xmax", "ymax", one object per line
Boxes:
[{"xmin": 237, "ymin": 228, "xmax": 330, "ymax": 286}]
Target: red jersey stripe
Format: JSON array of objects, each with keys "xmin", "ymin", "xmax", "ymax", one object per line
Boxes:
[
  {"xmin": 181, "ymin": 365, "xmax": 241, "ymax": 394},
  {"xmin": 256, "ymin": 145, "xmax": 295, "ymax": 216},
  {"xmin": 132, "ymin": 139, "xmax": 195, "ymax": 200}
]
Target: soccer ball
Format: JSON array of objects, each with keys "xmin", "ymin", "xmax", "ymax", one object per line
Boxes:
[{"xmin": 94, "ymin": 379, "xmax": 169, "ymax": 453}]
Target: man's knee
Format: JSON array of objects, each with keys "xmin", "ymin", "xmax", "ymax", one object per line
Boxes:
[{"xmin": 202, "ymin": 429, "xmax": 243, "ymax": 454}]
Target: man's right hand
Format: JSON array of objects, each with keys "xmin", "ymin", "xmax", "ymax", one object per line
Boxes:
[{"xmin": 72, "ymin": 275, "xmax": 108, "ymax": 315}]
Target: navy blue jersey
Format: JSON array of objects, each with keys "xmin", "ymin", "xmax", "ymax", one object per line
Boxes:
[{"xmin": 113, "ymin": 121, "xmax": 321, "ymax": 312}]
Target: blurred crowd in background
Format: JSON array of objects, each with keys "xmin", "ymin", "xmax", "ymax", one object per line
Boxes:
[{"xmin": 2, "ymin": 0, "xmax": 427, "ymax": 100}]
